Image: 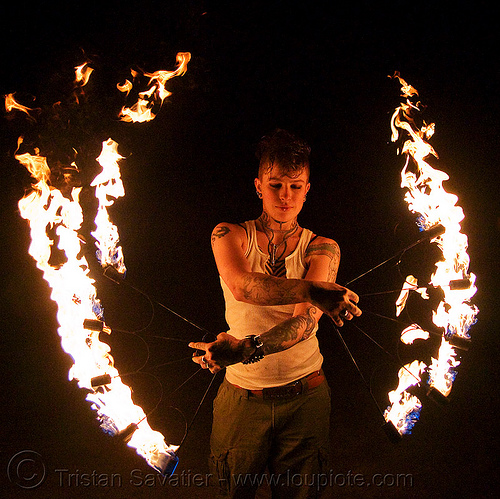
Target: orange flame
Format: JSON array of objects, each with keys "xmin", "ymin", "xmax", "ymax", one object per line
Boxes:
[
  {"xmin": 117, "ymin": 79, "xmax": 133, "ymax": 96},
  {"xmin": 387, "ymin": 73, "xmax": 478, "ymax": 414},
  {"xmin": 72, "ymin": 61, "xmax": 95, "ymax": 104},
  {"xmin": 400, "ymin": 324, "xmax": 430, "ymax": 345},
  {"xmin": 16, "ymin": 139, "xmax": 177, "ymax": 472},
  {"xmin": 75, "ymin": 62, "xmax": 94, "ymax": 86},
  {"xmin": 12, "ymin": 53, "xmax": 191, "ymax": 473},
  {"xmin": 5, "ymin": 93, "xmax": 37, "ymax": 120},
  {"xmin": 90, "ymin": 139, "xmax": 126, "ymax": 274},
  {"xmin": 395, "ymin": 275, "xmax": 429, "ymax": 317},
  {"xmin": 384, "ymin": 360, "xmax": 425, "ymax": 434},
  {"xmin": 118, "ymin": 52, "xmax": 191, "ymax": 122}
]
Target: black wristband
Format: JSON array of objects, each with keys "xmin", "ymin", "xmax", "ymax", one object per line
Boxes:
[{"xmin": 242, "ymin": 335, "xmax": 264, "ymax": 364}]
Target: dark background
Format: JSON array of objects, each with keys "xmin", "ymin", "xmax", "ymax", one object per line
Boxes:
[{"xmin": 1, "ymin": 1, "xmax": 498, "ymax": 497}]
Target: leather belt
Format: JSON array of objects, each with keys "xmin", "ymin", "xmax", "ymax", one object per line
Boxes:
[{"xmin": 232, "ymin": 370, "xmax": 325, "ymax": 400}]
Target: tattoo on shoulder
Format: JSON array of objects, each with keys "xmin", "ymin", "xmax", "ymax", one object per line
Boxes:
[
  {"xmin": 305, "ymin": 242, "xmax": 339, "ymax": 259},
  {"xmin": 211, "ymin": 225, "xmax": 230, "ymax": 246},
  {"xmin": 305, "ymin": 241, "xmax": 340, "ymax": 282}
]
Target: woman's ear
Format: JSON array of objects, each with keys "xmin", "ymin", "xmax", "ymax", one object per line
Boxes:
[{"xmin": 254, "ymin": 177, "xmax": 262, "ymax": 197}]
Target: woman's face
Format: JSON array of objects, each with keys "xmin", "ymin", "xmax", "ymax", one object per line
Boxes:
[{"xmin": 255, "ymin": 166, "xmax": 310, "ymax": 225}]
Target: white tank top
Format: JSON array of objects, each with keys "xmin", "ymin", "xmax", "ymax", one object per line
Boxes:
[{"xmin": 222, "ymin": 220, "xmax": 323, "ymax": 390}]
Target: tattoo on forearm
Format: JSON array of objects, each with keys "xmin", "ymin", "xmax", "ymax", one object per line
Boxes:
[
  {"xmin": 262, "ymin": 306, "xmax": 318, "ymax": 355},
  {"xmin": 211, "ymin": 225, "xmax": 230, "ymax": 246},
  {"xmin": 209, "ymin": 339, "xmax": 245, "ymax": 366},
  {"xmin": 242, "ymin": 274, "xmax": 303, "ymax": 305}
]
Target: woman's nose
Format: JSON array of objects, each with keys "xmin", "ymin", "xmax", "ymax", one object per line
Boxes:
[{"xmin": 280, "ymin": 186, "xmax": 291, "ymax": 200}]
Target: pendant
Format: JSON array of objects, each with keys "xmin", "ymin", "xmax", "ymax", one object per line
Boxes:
[{"xmin": 270, "ymin": 244, "xmax": 277, "ymax": 267}]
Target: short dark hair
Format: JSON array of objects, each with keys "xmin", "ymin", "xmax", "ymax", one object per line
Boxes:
[{"xmin": 256, "ymin": 129, "xmax": 311, "ymax": 178}]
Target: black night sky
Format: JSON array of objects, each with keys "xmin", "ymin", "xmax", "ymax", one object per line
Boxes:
[{"xmin": 1, "ymin": 1, "xmax": 498, "ymax": 497}]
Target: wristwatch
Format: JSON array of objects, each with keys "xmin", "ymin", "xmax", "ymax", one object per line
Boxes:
[{"xmin": 242, "ymin": 334, "xmax": 264, "ymax": 364}]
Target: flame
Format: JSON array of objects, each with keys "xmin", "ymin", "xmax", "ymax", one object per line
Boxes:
[
  {"xmin": 12, "ymin": 52, "xmax": 192, "ymax": 473},
  {"xmin": 118, "ymin": 52, "xmax": 191, "ymax": 122},
  {"xmin": 384, "ymin": 360, "xmax": 426, "ymax": 435},
  {"xmin": 90, "ymin": 139, "xmax": 126, "ymax": 274},
  {"xmin": 383, "ymin": 74, "xmax": 478, "ymax": 435},
  {"xmin": 395, "ymin": 275, "xmax": 429, "ymax": 316},
  {"xmin": 75, "ymin": 62, "xmax": 94, "ymax": 86},
  {"xmin": 117, "ymin": 79, "xmax": 133, "ymax": 96},
  {"xmin": 5, "ymin": 93, "xmax": 37, "ymax": 119},
  {"xmin": 71, "ymin": 61, "xmax": 95, "ymax": 105},
  {"xmin": 16, "ymin": 139, "xmax": 177, "ymax": 472},
  {"xmin": 427, "ymin": 338, "xmax": 459, "ymax": 396},
  {"xmin": 390, "ymin": 73, "xmax": 478, "ymax": 398},
  {"xmin": 400, "ymin": 324, "xmax": 430, "ymax": 345}
]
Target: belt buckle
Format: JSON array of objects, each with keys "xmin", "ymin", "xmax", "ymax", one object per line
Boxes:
[{"xmin": 262, "ymin": 380, "xmax": 303, "ymax": 400}]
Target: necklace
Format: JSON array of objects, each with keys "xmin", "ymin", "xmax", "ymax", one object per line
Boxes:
[{"xmin": 258, "ymin": 215, "xmax": 299, "ymax": 268}]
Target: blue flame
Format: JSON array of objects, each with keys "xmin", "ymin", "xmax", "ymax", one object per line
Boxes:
[
  {"xmin": 384, "ymin": 399, "xmax": 423, "ymax": 436},
  {"xmin": 416, "ymin": 215, "xmax": 427, "ymax": 232},
  {"xmin": 92, "ymin": 298, "xmax": 104, "ymax": 319},
  {"xmin": 97, "ymin": 414, "xmax": 119, "ymax": 436},
  {"xmin": 401, "ymin": 406, "xmax": 422, "ymax": 434}
]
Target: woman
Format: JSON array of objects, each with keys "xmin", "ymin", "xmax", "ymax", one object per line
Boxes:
[{"xmin": 189, "ymin": 129, "xmax": 361, "ymax": 498}]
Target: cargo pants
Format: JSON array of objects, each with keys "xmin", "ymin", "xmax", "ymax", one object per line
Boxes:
[{"xmin": 209, "ymin": 376, "xmax": 331, "ymax": 498}]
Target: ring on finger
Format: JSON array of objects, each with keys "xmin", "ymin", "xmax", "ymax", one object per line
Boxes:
[{"xmin": 201, "ymin": 356, "xmax": 208, "ymax": 367}]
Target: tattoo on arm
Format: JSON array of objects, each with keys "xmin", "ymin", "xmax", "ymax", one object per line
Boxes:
[
  {"xmin": 211, "ymin": 225, "xmax": 230, "ymax": 246},
  {"xmin": 305, "ymin": 241, "xmax": 340, "ymax": 282},
  {"xmin": 261, "ymin": 306, "xmax": 318, "ymax": 355},
  {"xmin": 241, "ymin": 274, "xmax": 304, "ymax": 305},
  {"xmin": 209, "ymin": 339, "xmax": 245, "ymax": 366},
  {"xmin": 328, "ymin": 254, "xmax": 339, "ymax": 282}
]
